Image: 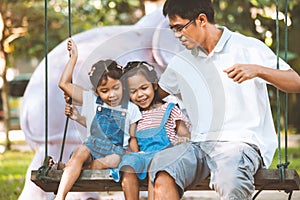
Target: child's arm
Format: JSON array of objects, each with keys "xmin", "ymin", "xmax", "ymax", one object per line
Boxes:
[
  {"xmin": 175, "ymin": 120, "xmax": 191, "ymax": 144},
  {"xmin": 65, "ymin": 103, "xmax": 87, "ymax": 127},
  {"xmin": 58, "ymin": 38, "xmax": 85, "ymax": 105},
  {"xmin": 128, "ymin": 122, "xmax": 139, "ymax": 152}
]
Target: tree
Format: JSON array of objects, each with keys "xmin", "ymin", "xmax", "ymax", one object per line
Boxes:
[
  {"xmin": 0, "ymin": 1, "xmax": 28, "ymax": 150},
  {"xmin": 10, "ymin": 0, "xmax": 144, "ymax": 61}
]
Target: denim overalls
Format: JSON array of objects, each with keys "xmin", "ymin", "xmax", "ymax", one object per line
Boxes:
[
  {"xmin": 111, "ymin": 103, "xmax": 175, "ymax": 181},
  {"xmin": 83, "ymin": 97, "xmax": 127, "ymax": 160}
]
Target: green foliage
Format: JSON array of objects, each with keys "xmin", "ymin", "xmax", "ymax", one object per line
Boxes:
[
  {"xmin": 4, "ymin": 0, "xmax": 144, "ymax": 63},
  {"xmin": 213, "ymin": 0, "xmax": 255, "ymax": 36},
  {"xmin": 0, "ymin": 150, "xmax": 34, "ymax": 200}
]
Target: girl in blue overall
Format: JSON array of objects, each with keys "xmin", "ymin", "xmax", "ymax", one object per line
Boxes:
[
  {"xmin": 111, "ymin": 61, "xmax": 191, "ymax": 200},
  {"xmin": 83, "ymin": 97, "xmax": 127, "ymax": 162},
  {"xmin": 55, "ymin": 39, "xmax": 141, "ymax": 200}
]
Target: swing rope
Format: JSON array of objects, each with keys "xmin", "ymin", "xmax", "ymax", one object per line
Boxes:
[
  {"xmin": 276, "ymin": 0, "xmax": 290, "ymax": 182},
  {"xmin": 283, "ymin": 0, "xmax": 290, "ymax": 169},
  {"xmin": 275, "ymin": 0, "xmax": 282, "ymax": 179},
  {"xmin": 36, "ymin": 0, "xmax": 50, "ymax": 180},
  {"xmin": 37, "ymin": 0, "xmax": 72, "ymax": 179},
  {"xmin": 43, "ymin": 0, "xmax": 49, "ymax": 168},
  {"xmin": 59, "ymin": 0, "xmax": 72, "ymax": 163}
]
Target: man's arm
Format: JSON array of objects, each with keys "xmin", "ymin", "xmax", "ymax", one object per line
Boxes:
[
  {"xmin": 158, "ymin": 86, "xmax": 170, "ymax": 100},
  {"xmin": 224, "ymin": 64, "xmax": 300, "ymax": 93}
]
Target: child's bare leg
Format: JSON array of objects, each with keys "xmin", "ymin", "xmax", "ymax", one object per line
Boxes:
[
  {"xmin": 90, "ymin": 154, "xmax": 121, "ymax": 169},
  {"xmin": 148, "ymin": 174, "xmax": 154, "ymax": 200},
  {"xmin": 54, "ymin": 145, "xmax": 91, "ymax": 200},
  {"xmin": 121, "ymin": 166, "xmax": 139, "ymax": 200}
]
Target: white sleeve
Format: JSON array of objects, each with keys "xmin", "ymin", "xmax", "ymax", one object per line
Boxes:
[
  {"xmin": 128, "ymin": 102, "xmax": 142, "ymax": 124},
  {"xmin": 246, "ymin": 38, "xmax": 291, "ymax": 84},
  {"xmin": 81, "ymin": 90, "xmax": 97, "ymax": 136},
  {"xmin": 259, "ymin": 41, "xmax": 290, "ymax": 71},
  {"xmin": 246, "ymin": 37, "xmax": 291, "ymax": 71},
  {"xmin": 158, "ymin": 66, "xmax": 180, "ymax": 95}
]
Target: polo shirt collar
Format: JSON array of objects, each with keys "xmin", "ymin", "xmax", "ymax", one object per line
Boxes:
[
  {"xmin": 214, "ymin": 26, "xmax": 231, "ymax": 53},
  {"xmin": 191, "ymin": 26, "xmax": 231, "ymax": 57}
]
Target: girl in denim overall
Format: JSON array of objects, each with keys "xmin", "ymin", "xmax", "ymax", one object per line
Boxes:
[
  {"xmin": 55, "ymin": 39, "xmax": 141, "ymax": 200},
  {"xmin": 111, "ymin": 61, "xmax": 191, "ymax": 200}
]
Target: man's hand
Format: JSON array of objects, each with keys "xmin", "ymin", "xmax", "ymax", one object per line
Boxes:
[{"xmin": 224, "ymin": 64, "xmax": 259, "ymax": 83}]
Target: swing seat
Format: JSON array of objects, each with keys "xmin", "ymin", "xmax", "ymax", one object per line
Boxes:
[{"xmin": 31, "ymin": 168, "xmax": 300, "ymax": 192}]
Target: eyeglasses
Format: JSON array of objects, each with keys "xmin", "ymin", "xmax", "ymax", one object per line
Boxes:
[
  {"xmin": 123, "ymin": 61, "xmax": 155, "ymax": 73},
  {"xmin": 170, "ymin": 19, "xmax": 195, "ymax": 33}
]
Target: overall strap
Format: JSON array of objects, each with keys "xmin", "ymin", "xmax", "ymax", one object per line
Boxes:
[
  {"xmin": 96, "ymin": 96, "xmax": 128, "ymax": 109},
  {"xmin": 96, "ymin": 96, "xmax": 103, "ymax": 105},
  {"xmin": 159, "ymin": 103, "xmax": 176, "ymax": 128}
]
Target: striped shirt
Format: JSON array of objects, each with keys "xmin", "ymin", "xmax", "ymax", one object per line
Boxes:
[{"xmin": 137, "ymin": 102, "xmax": 191, "ymax": 144}]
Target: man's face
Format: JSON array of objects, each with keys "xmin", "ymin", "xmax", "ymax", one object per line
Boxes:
[{"xmin": 169, "ymin": 15, "xmax": 201, "ymax": 50}]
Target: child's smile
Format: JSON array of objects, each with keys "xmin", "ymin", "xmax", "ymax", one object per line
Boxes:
[
  {"xmin": 127, "ymin": 74, "xmax": 155, "ymax": 110},
  {"xmin": 96, "ymin": 77, "xmax": 123, "ymax": 107}
]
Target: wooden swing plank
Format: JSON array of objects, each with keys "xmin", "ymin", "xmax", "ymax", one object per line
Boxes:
[
  {"xmin": 31, "ymin": 168, "xmax": 300, "ymax": 192},
  {"xmin": 253, "ymin": 169, "xmax": 300, "ymax": 191},
  {"xmin": 31, "ymin": 169, "xmax": 134, "ymax": 192}
]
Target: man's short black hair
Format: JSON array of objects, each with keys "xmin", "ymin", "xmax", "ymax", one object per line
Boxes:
[{"xmin": 163, "ymin": 0, "xmax": 215, "ymax": 23}]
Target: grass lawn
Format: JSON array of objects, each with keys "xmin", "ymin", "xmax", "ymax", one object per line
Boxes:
[
  {"xmin": 269, "ymin": 147, "xmax": 300, "ymax": 174},
  {"xmin": 0, "ymin": 145, "xmax": 299, "ymax": 200},
  {"xmin": 0, "ymin": 150, "xmax": 34, "ymax": 200}
]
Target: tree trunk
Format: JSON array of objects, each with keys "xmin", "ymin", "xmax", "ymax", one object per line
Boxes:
[
  {"xmin": 0, "ymin": 11, "xmax": 11, "ymax": 150},
  {"xmin": 2, "ymin": 70, "xmax": 11, "ymax": 150}
]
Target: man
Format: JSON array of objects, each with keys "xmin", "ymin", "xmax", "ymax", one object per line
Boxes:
[{"xmin": 149, "ymin": 0, "xmax": 300, "ymax": 199}]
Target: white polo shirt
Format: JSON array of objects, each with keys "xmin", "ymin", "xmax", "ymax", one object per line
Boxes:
[{"xmin": 158, "ymin": 26, "xmax": 291, "ymax": 167}]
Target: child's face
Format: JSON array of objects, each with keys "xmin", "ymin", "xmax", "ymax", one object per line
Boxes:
[
  {"xmin": 96, "ymin": 77, "xmax": 123, "ymax": 107},
  {"xmin": 127, "ymin": 73, "xmax": 156, "ymax": 110}
]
